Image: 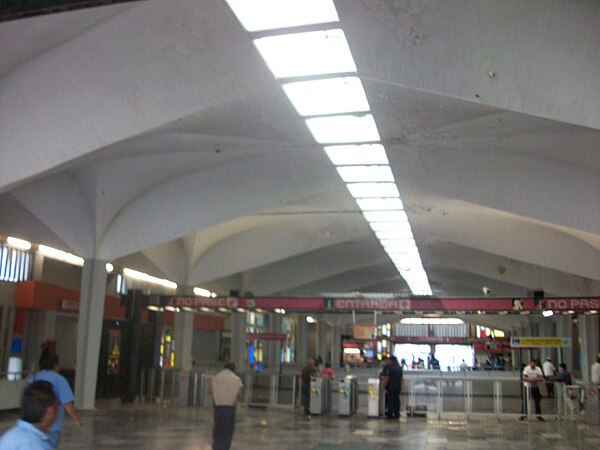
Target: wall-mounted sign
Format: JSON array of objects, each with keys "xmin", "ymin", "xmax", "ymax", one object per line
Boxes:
[
  {"xmin": 60, "ymin": 298, "xmax": 79, "ymax": 312},
  {"xmin": 334, "ymin": 299, "xmax": 411, "ymax": 311},
  {"xmin": 510, "ymin": 337, "xmax": 571, "ymax": 348},
  {"xmin": 353, "ymin": 324, "xmax": 376, "ymax": 340}
]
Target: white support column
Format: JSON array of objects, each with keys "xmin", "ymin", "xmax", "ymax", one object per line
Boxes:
[
  {"xmin": 556, "ymin": 315, "xmax": 573, "ymax": 369},
  {"xmin": 174, "ymin": 286, "xmax": 194, "ymax": 371},
  {"xmin": 74, "ymin": 259, "xmax": 107, "ymax": 410},
  {"xmin": 267, "ymin": 313, "xmax": 283, "ymax": 372},
  {"xmin": 230, "ymin": 312, "xmax": 246, "ymax": 372},
  {"xmin": 331, "ymin": 323, "xmax": 341, "ymax": 368},
  {"xmin": 296, "ymin": 314, "xmax": 308, "ymax": 366},
  {"xmin": 539, "ymin": 319, "xmax": 552, "ymax": 362},
  {"xmin": 316, "ymin": 319, "xmax": 328, "ymax": 364},
  {"xmin": 578, "ymin": 314, "xmax": 599, "ymax": 382}
]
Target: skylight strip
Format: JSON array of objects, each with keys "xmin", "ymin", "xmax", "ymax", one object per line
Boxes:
[
  {"xmin": 326, "ymin": 144, "xmax": 388, "ymax": 166},
  {"xmin": 306, "ymin": 114, "xmax": 380, "ymax": 144},
  {"xmin": 363, "ymin": 210, "xmax": 408, "ymax": 222},
  {"xmin": 282, "ymin": 77, "xmax": 370, "ymax": 116},
  {"xmin": 254, "ymin": 29, "xmax": 356, "ymax": 79},
  {"xmin": 337, "ymin": 165, "xmax": 393, "ymax": 183},
  {"xmin": 225, "ymin": 0, "xmax": 339, "ymax": 32},
  {"xmin": 356, "ymin": 197, "xmax": 404, "ymax": 211}
]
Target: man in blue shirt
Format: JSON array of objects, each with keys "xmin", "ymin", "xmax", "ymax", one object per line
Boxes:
[
  {"xmin": 28, "ymin": 351, "xmax": 82, "ymax": 448},
  {"xmin": 0, "ymin": 380, "xmax": 58, "ymax": 450}
]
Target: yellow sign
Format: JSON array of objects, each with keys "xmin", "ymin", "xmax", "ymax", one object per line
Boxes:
[{"xmin": 510, "ymin": 337, "xmax": 571, "ymax": 348}]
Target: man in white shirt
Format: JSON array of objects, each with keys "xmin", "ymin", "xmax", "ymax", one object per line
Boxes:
[
  {"xmin": 209, "ymin": 362, "xmax": 244, "ymax": 450},
  {"xmin": 591, "ymin": 357, "xmax": 600, "ymax": 385},
  {"xmin": 521, "ymin": 359, "xmax": 544, "ymax": 421},
  {"xmin": 542, "ymin": 358, "xmax": 556, "ymax": 398}
]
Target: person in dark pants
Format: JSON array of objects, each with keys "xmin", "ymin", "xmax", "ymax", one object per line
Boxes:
[
  {"xmin": 381, "ymin": 356, "xmax": 403, "ymax": 419},
  {"xmin": 301, "ymin": 359, "xmax": 316, "ymax": 418},
  {"xmin": 209, "ymin": 362, "xmax": 243, "ymax": 450},
  {"xmin": 520, "ymin": 359, "xmax": 544, "ymax": 421}
]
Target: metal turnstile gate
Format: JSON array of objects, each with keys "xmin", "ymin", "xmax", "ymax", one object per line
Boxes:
[
  {"xmin": 310, "ymin": 377, "xmax": 332, "ymax": 415},
  {"xmin": 338, "ymin": 376, "xmax": 358, "ymax": 416},
  {"xmin": 367, "ymin": 377, "xmax": 385, "ymax": 417}
]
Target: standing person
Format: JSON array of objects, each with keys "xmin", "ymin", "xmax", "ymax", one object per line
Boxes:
[
  {"xmin": 320, "ymin": 361, "xmax": 335, "ymax": 379},
  {"xmin": 381, "ymin": 356, "xmax": 403, "ymax": 419},
  {"xmin": 209, "ymin": 362, "xmax": 243, "ymax": 450},
  {"xmin": 591, "ymin": 357, "xmax": 600, "ymax": 385},
  {"xmin": 301, "ymin": 359, "xmax": 316, "ymax": 418},
  {"xmin": 542, "ymin": 357, "xmax": 556, "ymax": 398},
  {"xmin": 0, "ymin": 381, "xmax": 58, "ymax": 450},
  {"xmin": 521, "ymin": 359, "xmax": 544, "ymax": 421},
  {"xmin": 28, "ymin": 351, "xmax": 81, "ymax": 448}
]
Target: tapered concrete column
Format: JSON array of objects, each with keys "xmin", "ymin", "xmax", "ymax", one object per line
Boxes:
[
  {"xmin": 579, "ymin": 314, "xmax": 599, "ymax": 382},
  {"xmin": 539, "ymin": 319, "xmax": 553, "ymax": 362},
  {"xmin": 556, "ymin": 315, "xmax": 573, "ymax": 369},
  {"xmin": 267, "ymin": 313, "xmax": 282, "ymax": 372},
  {"xmin": 75, "ymin": 259, "xmax": 107, "ymax": 410},
  {"xmin": 331, "ymin": 324, "xmax": 341, "ymax": 368},
  {"xmin": 174, "ymin": 286, "xmax": 194, "ymax": 371},
  {"xmin": 230, "ymin": 312, "xmax": 246, "ymax": 372},
  {"xmin": 296, "ymin": 314, "xmax": 308, "ymax": 366},
  {"xmin": 316, "ymin": 320, "xmax": 328, "ymax": 363}
]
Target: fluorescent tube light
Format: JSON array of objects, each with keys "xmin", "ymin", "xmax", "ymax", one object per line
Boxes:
[
  {"xmin": 326, "ymin": 144, "xmax": 388, "ymax": 166},
  {"xmin": 225, "ymin": 0, "xmax": 339, "ymax": 32},
  {"xmin": 283, "ymin": 77, "xmax": 369, "ymax": 116},
  {"xmin": 6, "ymin": 237, "xmax": 31, "ymax": 250},
  {"xmin": 306, "ymin": 114, "xmax": 380, "ymax": 144},
  {"xmin": 356, "ymin": 197, "xmax": 404, "ymax": 211},
  {"xmin": 194, "ymin": 287, "xmax": 214, "ymax": 297},
  {"xmin": 38, "ymin": 245, "xmax": 84, "ymax": 267},
  {"xmin": 380, "ymin": 238, "xmax": 416, "ymax": 248},
  {"xmin": 337, "ymin": 165, "xmax": 393, "ymax": 183},
  {"xmin": 254, "ymin": 29, "xmax": 356, "ymax": 78},
  {"xmin": 123, "ymin": 267, "xmax": 177, "ymax": 290},
  {"xmin": 346, "ymin": 182, "xmax": 398, "ymax": 198}
]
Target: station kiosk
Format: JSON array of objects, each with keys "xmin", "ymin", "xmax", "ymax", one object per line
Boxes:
[
  {"xmin": 367, "ymin": 377, "xmax": 385, "ymax": 417},
  {"xmin": 338, "ymin": 376, "xmax": 359, "ymax": 416},
  {"xmin": 310, "ymin": 376, "xmax": 332, "ymax": 415}
]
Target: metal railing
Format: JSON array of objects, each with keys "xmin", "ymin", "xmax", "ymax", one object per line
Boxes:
[{"xmin": 137, "ymin": 368, "xmax": 594, "ymax": 422}]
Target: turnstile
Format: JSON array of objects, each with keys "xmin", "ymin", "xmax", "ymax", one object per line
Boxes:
[
  {"xmin": 367, "ymin": 377, "xmax": 385, "ymax": 417},
  {"xmin": 338, "ymin": 376, "xmax": 359, "ymax": 416},
  {"xmin": 310, "ymin": 376, "xmax": 332, "ymax": 415}
]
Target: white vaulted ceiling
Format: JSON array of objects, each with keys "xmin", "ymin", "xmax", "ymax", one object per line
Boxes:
[{"xmin": 0, "ymin": 0, "xmax": 599, "ymax": 299}]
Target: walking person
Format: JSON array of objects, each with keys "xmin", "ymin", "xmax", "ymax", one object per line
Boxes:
[
  {"xmin": 520, "ymin": 359, "xmax": 544, "ymax": 421},
  {"xmin": 0, "ymin": 381, "xmax": 58, "ymax": 449},
  {"xmin": 542, "ymin": 357, "xmax": 556, "ymax": 398},
  {"xmin": 28, "ymin": 350, "xmax": 82, "ymax": 448},
  {"xmin": 300, "ymin": 359, "xmax": 316, "ymax": 418},
  {"xmin": 381, "ymin": 356, "xmax": 403, "ymax": 419},
  {"xmin": 209, "ymin": 362, "xmax": 244, "ymax": 450}
]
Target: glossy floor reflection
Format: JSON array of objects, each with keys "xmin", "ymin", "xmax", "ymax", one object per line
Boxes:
[{"xmin": 0, "ymin": 401, "xmax": 598, "ymax": 449}]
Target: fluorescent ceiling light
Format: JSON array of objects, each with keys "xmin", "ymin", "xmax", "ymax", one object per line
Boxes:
[
  {"xmin": 337, "ymin": 165, "xmax": 393, "ymax": 183},
  {"xmin": 6, "ymin": 237, "xmax": 31, "ymax": 250},
  {"xmin": 106, "ymin": 263, "xmax": 114, "ymax": 273},
  {"xmin": 226, "ymin": 0, "xmax": 338, "ymax": 32},
  {"xmin": 356, "ymin": 197, "xmax": 404, "ymax": 211},
  {"xmin": 38, "ymin": 245, "xmax": 84, "ymax": 267},
  {"xmin": 346, "ymin": 182, "xmax": 398, "ymax": 198},
  {"xmin": 254, "ymin": 29, "xmax": 356, "ymax": 78},
  {"xmin": 369, "ymin": 221, "xmax": 412, "ymax": 232},
  {"xmin": 194, "ymin": 287, "xmax": 213, "ymax": 298},
  {"xmin": 325, "ymin": 144, "xmax": 388, "ymax": 166},
  {"xmin": 306, "ymin": 114, "xmax": 380, "ymax": 144},
  {"xmin": 123, "ymin": 267, "xmax": 177, "ymax": 290},
  {"xmin": 306, "ymin": 315, "xmax": 316, "ymax": 323},
  {"xmin": 385, "ymin": 246, "xmax": 419, "ymax": 256},
  {"xmin": 542, "ymin": 310, "xmax": 554, "ymax": 317},
  {"xmin": 375, "ymin": 230, "xmax": 414, "ymax": 240},
  {"xmin": 363, "ymin": 210, "xmax": 408, "ymax": 222},
  {"xmin": 401, "ymin": 318, "xmax": 462, "ymax": 325},
  {"xmin": 283, "ymin": 77, "xmax": 369, "ymax": 116}
]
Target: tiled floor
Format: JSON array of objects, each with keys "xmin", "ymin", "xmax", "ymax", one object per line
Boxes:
[{"xmin": 0, "ymin": 401, "xmax": 598, "ymax": 449}]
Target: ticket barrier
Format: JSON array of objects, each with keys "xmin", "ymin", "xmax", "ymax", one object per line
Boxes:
[
  {"xmin": 338, "ymin": 376, "xmax": 359, "ymax": 416},
  {"xmin": 367, "ymin": 377, "xmax": 385, "ymax": 417},
  {"xmin": 309, "ymin": 376, "xmax": 332, "ymax": 415}
]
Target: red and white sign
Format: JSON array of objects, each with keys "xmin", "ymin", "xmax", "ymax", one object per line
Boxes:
[
  {"xmin": 167, "ymin": 296, "xmax": 238, "ymax": 308},
  {"xmin": 60, "ymin": 298, "xmax": 79, "ymax": 312},
  {"xmin": 257, "ymin": 333, "xmax": 286, "ymax": 341},
  {"xmin": 333, "ymin": 298, "xmax": 411, "ymax": 311},
  {"xmin": 545, "ymin": 298, "xmax": 600, "ymax": 311}
]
